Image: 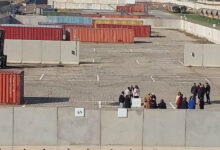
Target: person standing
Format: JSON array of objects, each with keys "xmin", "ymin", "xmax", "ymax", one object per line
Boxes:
[
  {"xmin": 180, "ymin": 97, "xmax": 188, "ymax": 109},
  {"xmin": 176, "ymin": 92, "xmax": 181, "ymax": 108},
  {"xmin": 205, "ymin": 82, "xmax": 211, "ymax": 104},
  {"xmin": 119, "ymin": 91, "xmax": 125, "ymax": 108},
  {"xmin": 124, "ymin": 94, "xmax": 131, "ymax": 108},
  {"xmin": 133, "ymin": 85, "xmax": 140, "ymax": 98},
  {"xmin": 144, "ymin": 93, "xmax": 151, "ymax": 109},
  {"xmin": 198, "ymin": 84, "xmax": 205, "ymax": 109},
  {"xmin": 188, "ymin": 96, "xmax": 196, "ymax": 109},
  {"xmin": 149, "ymin": 93, "xmax": 157, "ymax": 109},
  {"xmin": 191, "ymin": 83, "xmax": 198, "ymax": 100},
  {"xmin": 158, "ymin": 99, "xmax": 167, "ymax": 109}
]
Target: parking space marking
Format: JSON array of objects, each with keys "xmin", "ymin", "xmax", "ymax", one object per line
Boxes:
[
  {"xmin": 39, "ymin": 74, "xmax": 44, "ymax": 80},
  {"xmin": 136, "ymin": 60, "xmax": 140, "ymax": 65},
  {"xmin": 151, "ymin": 75, "xmax": 155, "ymax": 82},
  {"xmin": 169, "ymin": 102, "xmax": 176, "ymax": 109},
  {"xmin": 93, "ymin": 59, "xmax": 95, "ymax": 63},
  {"xmin": 178, "ymin": 60, "xmax": 183, "ymax": 65},
  {"xmin": 97, "ymin": 75, "xmax": 100, "ymax": 82},
  {"xmin": 93, "ymin": 48, "xmax": 96, "ymax": 52},
  {"xmin": 204, "ymin": 77, "xmax": 211, "ymax": 84}
]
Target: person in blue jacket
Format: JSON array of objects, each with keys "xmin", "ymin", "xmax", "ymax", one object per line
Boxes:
[{"xmin": 188, "ymin": 96, "xmax": 196, "ymax": 109}]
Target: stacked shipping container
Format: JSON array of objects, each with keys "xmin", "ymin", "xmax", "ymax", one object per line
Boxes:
[
  {"xmin": 81, "ymin": 14, "xmax": 141, "ymax": 19},
  {"xmin": 96, "ymin": 24, "xmax": 151, "ymax": 37},
  {"xmin": 0, "ymin": 24, "xmax": 63, "ymax": 41},
  {"xmin": 47, "ymin": 16, "xmax": 92, "ymax": 25},
  {"xmin": 93, "ymin": 19, "xmax": 143, "ymax": 27},
  {"xmin": 70, "ymin": 28, "xmax": 134, "ymax": 43},
  {"xmin": 0, "ymin": 69, "xmax": 24, "ymax": 105}
]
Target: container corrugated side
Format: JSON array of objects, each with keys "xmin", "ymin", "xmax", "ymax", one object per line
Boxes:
[
  {"xmin": 96, "ymin": 24, "xmax": 151, "ymax": 37},
  {"xmin": 0, "ymin": 69, "xmax": 24, "ymax": 105},
  {"xmin": 47, "ymin": 16, "xmax": 92, "ymax": 25},
  {"xmin": 0, "ymin": 26, "xmax": 63, "ymax": 41},
  {"xmin": 93, "ymin": 19, "xmax": 143, "ymax": 27},
  {"xmin": 70, "ymin": 27, "xmax": 134, "ymax": 43}
]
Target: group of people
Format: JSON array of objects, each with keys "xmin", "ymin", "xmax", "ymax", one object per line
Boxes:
[
  {"xmin": 143, "ymin": 93, "xmax": 167, "ymax": 109},
  {"xmin": 176, "ymin": 82, "xmax": 211, "ymax": 109},
  {"xmin": 119, "ymin": 82, "xmax": 211, "ymax": 110},
  {"xmin": 119, "ymin": 85, "xmax": 140, "ymax": 108},
  {"xmin": 119, "ymin": 85, "xmax": 167, "ymax": 109}
]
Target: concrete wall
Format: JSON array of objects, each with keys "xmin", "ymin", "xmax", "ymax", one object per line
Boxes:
[
  {"xmin": 1, "ymin": 107, "xmax": 220, "ymax": 149},
  {"xmin": 14, "ymin": 107, "xmax": 57, "ymax": 146},
  {"xmin": 4, "ymin": 40, "xmax": 79, "ymax": 65},
  {"xmin": 58, "ymin": 108, "xmax": 100, "ymax": 145},
  {"xmin": 101, "ymin": 109, "xmax": 143, "ymax": 146},
  {"xmin": 184, "ymin": 44, "xmax": 220, "ymax": 67},
  {"xmin": 142, "ymin": 18, "xmax": 181, "ymax": 29}
]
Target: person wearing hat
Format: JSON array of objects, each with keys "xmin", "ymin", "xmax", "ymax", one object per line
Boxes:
[{"xmin": 205, "ymin": 82, "xmax": 211, "ymax": 104}]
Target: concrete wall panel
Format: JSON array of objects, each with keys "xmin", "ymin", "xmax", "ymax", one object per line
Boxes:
[
  {"xmin": 203, "ymin": 44, "xmax": 220, "ymax": 67},
  {"xmin": 184, "ymin": 44, "xmax": 203, "ymax": 67},
  {"xmin": 143, "ymin": 110, "xmax": 186, "ymax": 146},
  {"xmin": 14, "ymin": 107, "xmax": 57, "ymax": 146},
  {"xmin": 42, "ymin": 41, "xmax": 61, "ymax": 64},
  {"xmin": 4, "ymin": 40, "xmax": 22, "ymax": 63},
  {"xmin": 101, "ymin": 109, "xmax": 143, "ymax": 145},
  {"xmin": 61, "ymin": 41, "xmax": 79, "ymax": 64},
  {"xmin": 58, "ymin": 108, "xmax": 100, "ymax": 145},
  {"xmin": 0, "ymin": 108, "xmax": 13, "ymax": 146},
  {"xmin": 186, "ymin": 110, "xmax": 220, "ymax": 147},
  {"xmin": 22, "ymin": 40, "xmax": 42, "ymax": 63}
]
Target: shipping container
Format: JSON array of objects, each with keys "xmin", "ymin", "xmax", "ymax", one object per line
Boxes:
[
  {"xmin": 96, "ymin": 24, "xmax": 151, "ymax": 37},
  {"xmin": 47, "ymin": 16, "xmax": 92, "ymax": 25},
  {"xmin": 101, "ymin": 14, "xmax": 140, "ymax": 19},
  {"xmin": 62, "ymin": 24, "xmax": 92, "ymax": 40},
  {"xmin": 0, "ymin": 24, "xmax": 63, "ymax": 41},
  {"xmin": 70, "ymin": 27, "xmax": 134, "ymax": 43},
  {"xmin": 93, "ymin": 19, "xmax": 143, "ymax": 27},
  {"xmin": 0, "ymin": 69, "xmax": 24, "ymax": 105},
  {"xmin": 117, "ymin": 3, "xmax": 146, "ymax": 13}
]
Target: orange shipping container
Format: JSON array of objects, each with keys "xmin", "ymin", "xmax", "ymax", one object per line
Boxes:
[
  {"xmin": 0, "ymin": 69, "xmax": 24, "ymax": 105},
  {"xmin": 70, "ymin": 27, "xmax": 134, "ymax": 43}
]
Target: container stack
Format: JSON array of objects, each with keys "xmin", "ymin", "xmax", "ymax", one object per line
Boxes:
[{"xmin": 0, "ymin": 69, "xmax": 24, "ymax": 105}]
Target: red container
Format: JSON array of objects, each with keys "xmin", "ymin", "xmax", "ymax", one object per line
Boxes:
[
  {"xmin": 96, "ymin": 24, "xmax": 151, "ymax": 37},
  {"xmin": 0, "ymin": 25, "xmax": 63, "ymax": 41},
  {"xmin": 0, "ymin": 69, "xmax": 24, "ymax": 105},
  {"xmin": 117, "ymin": 4, "xmax": 146, "ymax": 13},
  {"xmin": 70, "ymin": 27, "xmax": 134, "ymax": 43},
  {"xmin": 101, "ymin": 14, "xmax": 141, "ymax": 19},
  {"xmin": 81, "ymin": 14, "xmax": 102, "ymax": 18}
]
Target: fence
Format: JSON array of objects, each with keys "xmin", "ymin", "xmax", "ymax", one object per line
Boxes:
[
  {"xmin": 4, "ymin": 40, "xmax": 79, "ymax": 65},
  {"xmin": 0, "ymin": 107, "xmax": 220, "ymax": 149}
]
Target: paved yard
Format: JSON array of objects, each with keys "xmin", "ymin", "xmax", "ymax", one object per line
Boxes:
[{"xmin": 8, "ymin": 28, "xmax": 220, "ymax": 110}]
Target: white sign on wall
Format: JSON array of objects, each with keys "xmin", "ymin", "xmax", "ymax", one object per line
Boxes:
[
  {"xmin": 118, "ymin": 108, "xmax": 128, "ymax": 118},
  {"xmin": 75, "ymin": 108, "xmax": 85, "ymax": 117},
  {"xmin": 131, "ymin": 98, "xmax": 142, "ymax": 108}
]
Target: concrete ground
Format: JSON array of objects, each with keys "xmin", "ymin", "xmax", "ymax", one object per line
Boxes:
[{"xmin": 7, "ymin": 28, "xmax": 220, "ymax": 110}]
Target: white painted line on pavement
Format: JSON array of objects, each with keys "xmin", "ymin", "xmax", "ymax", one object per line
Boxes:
[
  {"xmin": 130, "ymin": 49, "xmax": 133, "ymax": 52},
  {"xmin": 170, "ymin": 102, "xmax": 176, "ymax": 109},
  {"xmin": 97, "ymin": 74, "xmax": 100, "ymax": 82},
  {"xmin": 93, "ymin": 48, "xmax": 96, "ymax": 52},
  {"xmin": 204, "ymin": 77, "xmax": 211, "ymax": 83},
  {"xmin": 178, "ymin": 60, "xmax": 183, "ymax": 65},
  {"xmin": 93, "ymin": 59, "xmax": 95, "ymax": 63},
  {"xmin": 39, "ymin": 74, "xmax": 44, "ymax": 80},
  {"xmin": 151, "ymin": 75, "xmax": 155, "ymax": 82},
  {"xmin": 136, "ymin": 60, "xmax": 140, "ymax": 65}
]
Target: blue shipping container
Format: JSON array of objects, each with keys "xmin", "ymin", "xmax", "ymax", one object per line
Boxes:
[{"xmin": 47, "ymin": 16, "xmax": 92, "ymax": 25}]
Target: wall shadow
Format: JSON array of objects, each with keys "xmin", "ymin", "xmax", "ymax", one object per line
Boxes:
[{"xmin": 24, "ymin": 97, "xmax": 69, "ymax": 104}]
